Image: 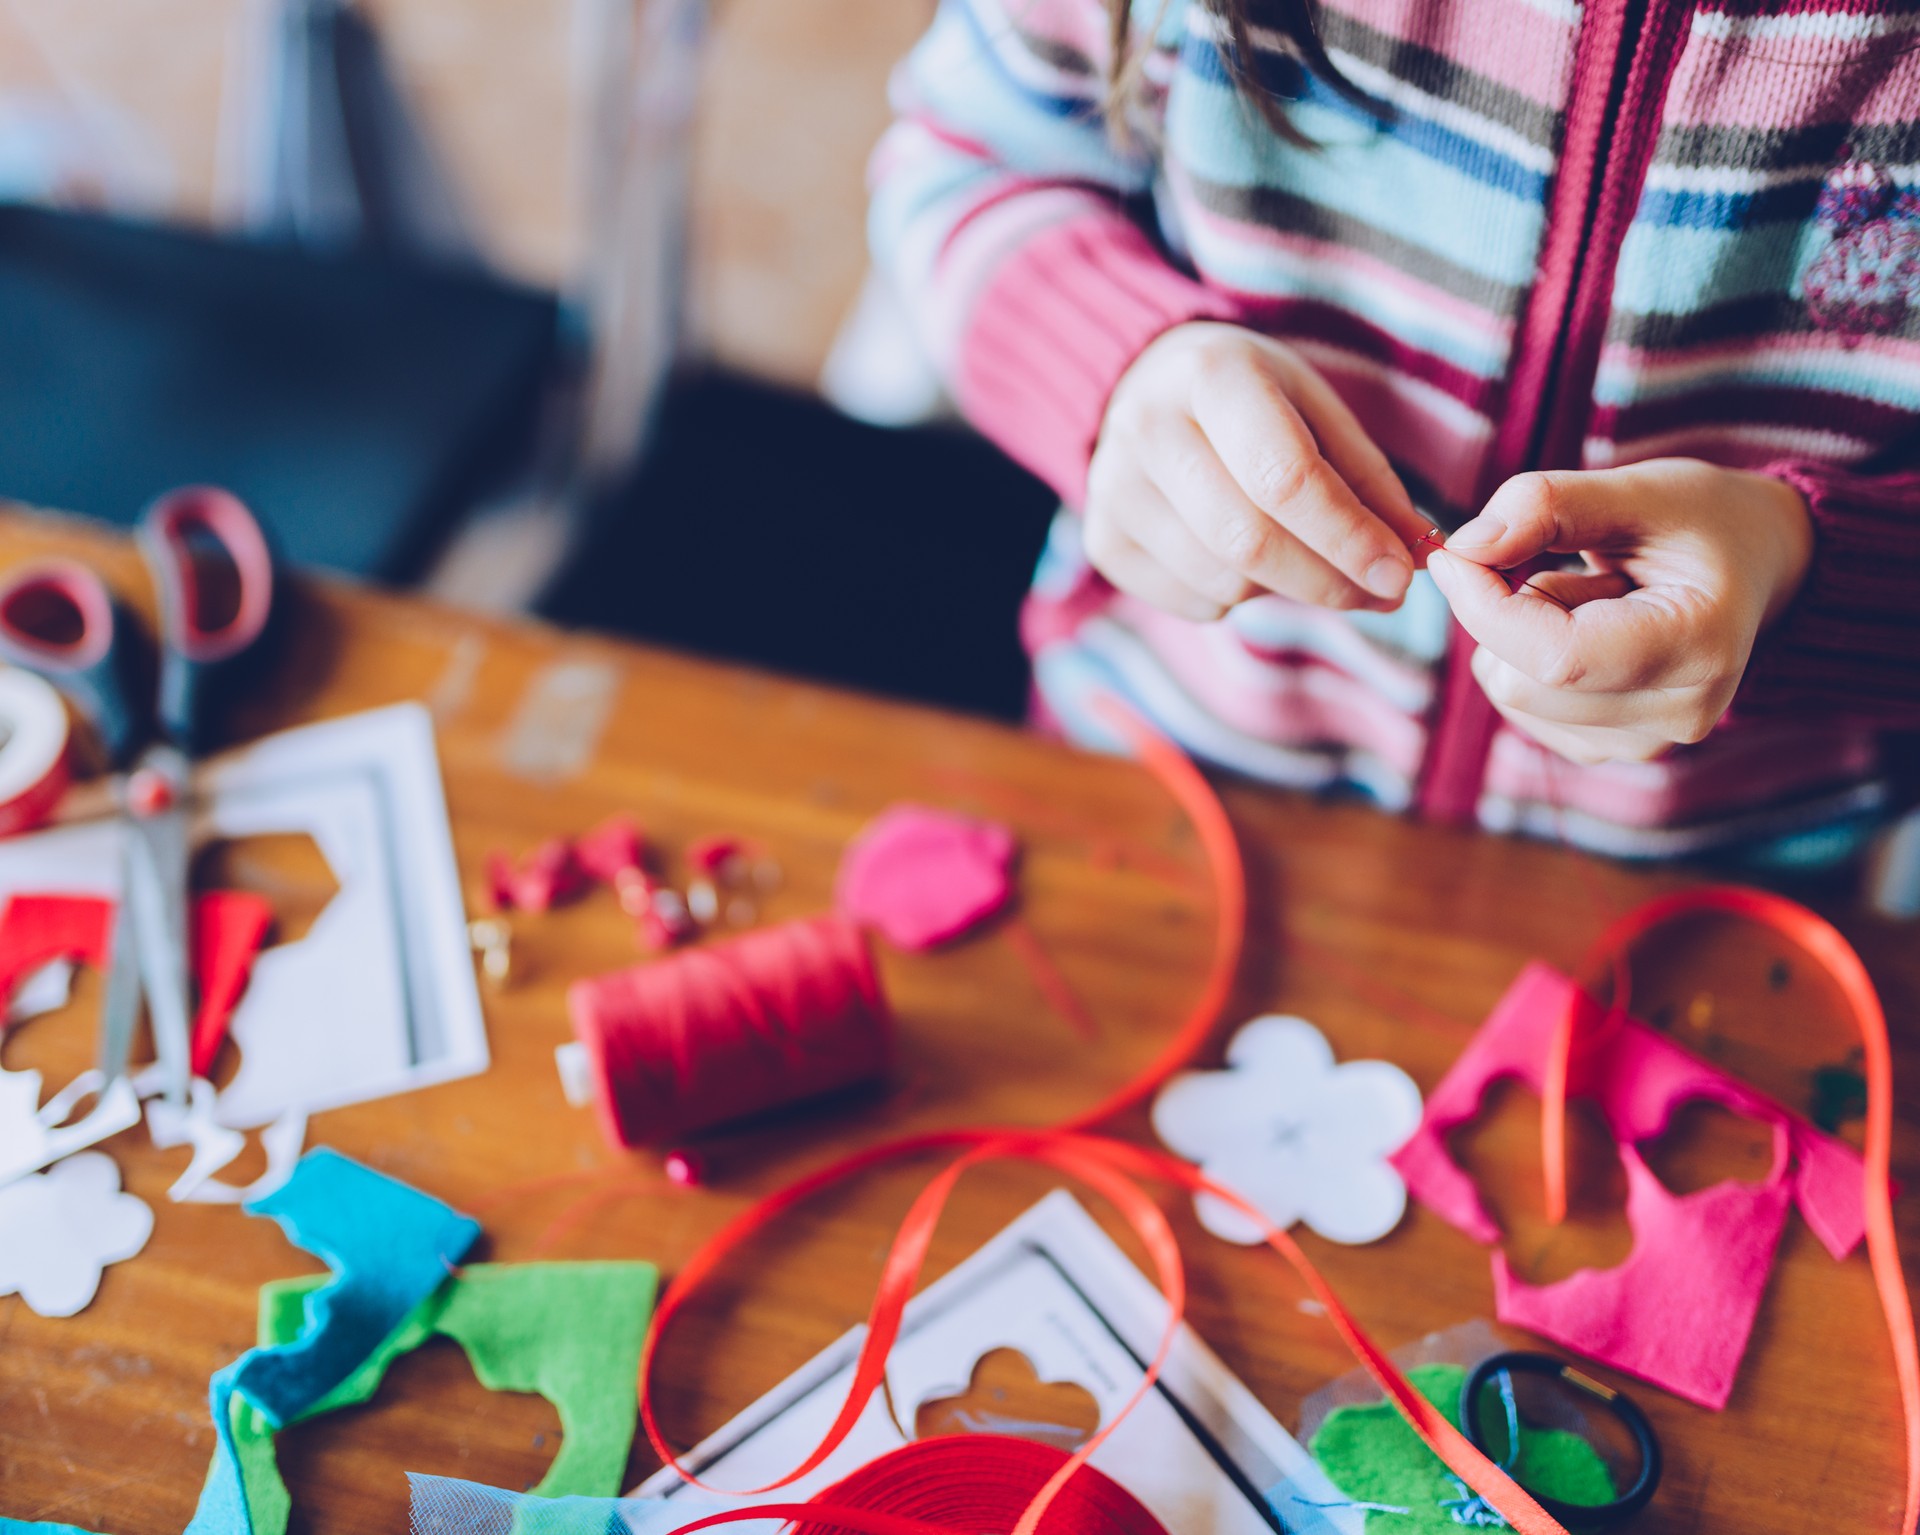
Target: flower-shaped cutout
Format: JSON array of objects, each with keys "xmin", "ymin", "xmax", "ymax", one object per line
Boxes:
[
  {"xmin": 0, "ymin": 1151, "xmax": 153, "ymax": 1316},
  {"xmin": 1152, "ymin": 1015, "xmax": 1423, "ymax": 1245}
]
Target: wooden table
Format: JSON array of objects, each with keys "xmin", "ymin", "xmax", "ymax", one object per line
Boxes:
[{"xmin": 0, "ymin": 506, "xmax": 1913, "ymax": 1534}]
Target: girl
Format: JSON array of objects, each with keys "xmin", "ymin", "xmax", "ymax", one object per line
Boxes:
[{"xmin": 868, "ymin": 0, "xmax": 1920, "ymax": 863}]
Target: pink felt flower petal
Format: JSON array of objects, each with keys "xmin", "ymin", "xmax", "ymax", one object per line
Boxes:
[{"xmin": 834, "ymin": 804, "xmax": 1017, "ymax": 952}]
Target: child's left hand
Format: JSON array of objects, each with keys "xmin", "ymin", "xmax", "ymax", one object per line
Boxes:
[{"xmin": 1425, "ymin": 458, "xmax": 1813, "ymax": 765}]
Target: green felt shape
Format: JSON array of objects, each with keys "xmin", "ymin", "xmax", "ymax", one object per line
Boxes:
[
  {"xmin": 1309, "ymin": 1363, "xmax": 1617, "ymax": 1531},
  {"xmin": 231, "ymin": 1261, "xmax": 657, "ymax": 1535}
]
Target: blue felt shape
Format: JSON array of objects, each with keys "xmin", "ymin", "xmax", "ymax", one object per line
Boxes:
[
  {"xmin": 184, "ymin": 1148, "xmax": 480, "ymax": 1535},
  {"xmin": 2, "ymin": 1150, "xmax": 477, "ymax": 1535},
  {"xmin": 230, "ymin": 1149, "xmax": 480, "ymax": 1427}
]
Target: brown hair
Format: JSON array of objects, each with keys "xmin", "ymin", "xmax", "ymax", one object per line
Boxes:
[{"xmin": 1104, "ymin": 0, "xmax": 1382, "ymax": 143}]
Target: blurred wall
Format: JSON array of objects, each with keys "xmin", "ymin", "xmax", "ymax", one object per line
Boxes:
[
  {"xmin": 689, "ymin": 0, "xmax": 927, "ymax": 389},
  {"xmin": 0, "ymin": 0, "xmax": 927, "ymax": 388}
]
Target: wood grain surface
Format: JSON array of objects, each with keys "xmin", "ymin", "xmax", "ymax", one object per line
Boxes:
[{"xmin": 0, "ymin": 506, "xmax": 1912, "ymax": 1535}]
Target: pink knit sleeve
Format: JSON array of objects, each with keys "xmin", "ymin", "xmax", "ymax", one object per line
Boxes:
[
  {"xmin": 951, "ymin": 211, "xmax": 1242, "ymax": 506},
  {"xmin": 1737, "ymin": 458, "xmax": 1920, "ymax": 726}
]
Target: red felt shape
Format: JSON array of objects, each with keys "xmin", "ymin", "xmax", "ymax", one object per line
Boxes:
[
  {"xmin": 0, "ymin": 890, "xmax": 274, "ymax": 1076},
  {"xmin": 834, "ymin": 804, "xmax": 1016, "ymax": 951},
  {"xmin": 0, "ymin": 894, "xmax": 112, "ymax": 1008},
  {"xmin": 189, "ymin": 890, "xmax": 274, "ymax": 1076}
]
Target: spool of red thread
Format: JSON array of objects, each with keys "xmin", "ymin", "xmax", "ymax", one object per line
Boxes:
[
  {"xmin": 565, "ymin": 914, "xmax": 893, "ymax": 1149},
  {"xmin": 788, "ymin": 1436, "xmax": 1168, "ymax": 1535}
]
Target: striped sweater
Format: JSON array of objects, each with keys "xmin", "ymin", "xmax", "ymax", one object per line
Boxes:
[{"xmin": 869, "ymin": 0, "xmax": 1920, "ymax": 863}]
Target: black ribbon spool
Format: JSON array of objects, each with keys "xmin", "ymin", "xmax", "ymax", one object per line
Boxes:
[{"xmin": 1459, "ymin": 1350, "xmax": 1662, "ymax": 1532}]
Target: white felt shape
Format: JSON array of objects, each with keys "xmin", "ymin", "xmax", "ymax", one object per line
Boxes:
[
  {"xmin": 0, "ymin": 1151, "xmax": 153, "ymax": 1316},
  {"xmin": 1151, "ymin": 1015, "xmax": 1424, "ymax": 1246},
  {"xmin": 0, "ymin": 1069, "xmax": 143, "ymax": 1189},
  {"xmin": 177, "ymin": 1106, "xmax": 306, "ymax": 1207},
  {"xmin": 10, "ymin": 959, "xmax": 75, "ymax": 1023},
  {"xmin": 140, "ymin": 1076, "xmax": 307, "ymax": 1204},
  {"xmin": 145, "ymin": 1078, "xmax": 247, "ymax": 1200}
]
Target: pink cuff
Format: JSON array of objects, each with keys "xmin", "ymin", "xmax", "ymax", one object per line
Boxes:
[
  {"xmin": 953, "ymin": 210, "xmax": 1241, "ymax": 505},
  {"xmin": 1736, "ymin": 459, "xmax": 1920, "ymax": 728}
]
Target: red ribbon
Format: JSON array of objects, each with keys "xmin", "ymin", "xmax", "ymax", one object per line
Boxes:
[
  {"xmin": 638, "ymin": 704, "xmax": 1568, "ymax": 1535},
  {"xmin": 630, "ymin": 709, "xmax": 1914, "ymax": 1535}
]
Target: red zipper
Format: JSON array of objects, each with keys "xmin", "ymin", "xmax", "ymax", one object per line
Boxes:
[{"xmin": 1413, "ymin": 0, "xmax": 1695, "ymax": 823}]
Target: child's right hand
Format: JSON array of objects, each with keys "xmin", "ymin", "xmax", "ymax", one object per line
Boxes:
[{"xmin": 1084, "ymin": 322, "xmax": 1429, "ymax": 622}]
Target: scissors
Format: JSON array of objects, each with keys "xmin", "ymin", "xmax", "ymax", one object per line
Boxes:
[{"xmin": 0, "ymin": 487, "xmax": 275, "ymax": 1106}]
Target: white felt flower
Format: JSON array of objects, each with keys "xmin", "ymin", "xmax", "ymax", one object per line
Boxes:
[
  {"xmin": 0, "ymin": 1151, "xmax": 153, "ymax": 1316},
  {"xmin": 1151, "ymin": 1015, "xmax": 1423, "ymax": 1246}
]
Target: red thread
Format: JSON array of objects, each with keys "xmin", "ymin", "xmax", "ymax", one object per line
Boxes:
[
  {"xmin": 1001, "ymin": 916, "xmax": 1100, "ymax": 1043},
  {"xmin": 1514, "ymin": 575, "xmax": 1574, "ymax": 612},
  {"xmin": 0, "ymin": 890, "xmax": 271, "ymax": 1075},
  {"xmin": 567, "ymin": 915, "xmax": 893, "ymax": 1149}
]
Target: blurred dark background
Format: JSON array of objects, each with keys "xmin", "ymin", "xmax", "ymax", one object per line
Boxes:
[{"xmin": 0, "ymin": 0, "xmax": 1056, "ymax": 718}]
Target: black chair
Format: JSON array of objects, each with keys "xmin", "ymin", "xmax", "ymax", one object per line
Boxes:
[{"xmin": 0, "ymin": 204, "xmax": 559, "ymax": 579}]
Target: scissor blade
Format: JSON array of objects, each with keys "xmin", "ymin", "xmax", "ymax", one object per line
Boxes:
[
  {"xmin": 125, "ymin": 807, "xmax": 193, "ymax": 1107},
  {"xmin": 95, "ymin": 828, "xmax": 143, "ymax": 1083}
]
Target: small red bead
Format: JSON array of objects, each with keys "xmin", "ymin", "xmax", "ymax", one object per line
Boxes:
[
  {"xmin": 127, "ymin": 768, "xmax": 175, "ymax": 817},
  {"xmin": 664, "ymin": 1148, "xmax": 705, "ymax": 1187},
  {"xmin": 687, "ymin": 835, "xmax": 745, "ymax": 876}
]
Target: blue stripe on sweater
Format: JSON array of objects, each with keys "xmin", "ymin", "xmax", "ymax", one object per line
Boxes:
[
  {"xmin": 1168, "ymin": 77, "xmax": 1547, "ymax": 288},
  {"xmin": 1179, "ymin": 33, "xmax": 1550, "ymax": 202},
  {"xmin": 1638, "ymin": 182, "xmax": 1824, "ymax": 231},
  {"xmin": 1610, "ymin": 216, "xmax": 1831, "ymax": 317},
  {"xmin": 908, "ymin": 2, "xmax": 1150, "ymax": 189}
]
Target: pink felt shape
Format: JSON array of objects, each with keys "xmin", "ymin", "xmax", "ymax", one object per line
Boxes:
[
  {"xmin": 1490, "ymin": 1143, "xmax": 1793, "ymax": 1410},
  {"xmin": 834, "ymin": 804, "xmax": 1017, "ymax": 951},
  {"xmin": 1391, "ymin": 961, "xmax": 1869, "ymax": 1411}
]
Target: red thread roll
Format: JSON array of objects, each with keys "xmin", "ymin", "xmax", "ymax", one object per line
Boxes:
[
  {"xmin": 567, "ymin": 915, "xmax": 893, "ymax": 1149},
  {"xmin": 789, "ymin": 1436, "xmax": 1168, "ymax": 1535}
]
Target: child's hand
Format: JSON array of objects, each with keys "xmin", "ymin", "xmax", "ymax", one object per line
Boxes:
[
  {"xmin": 1084, "ymin": 322, "xmax": 1430, "ymax": 621},
  {"xmin": 1426, "ymin": 458, "xmax": 1813, "ymax": 765}
]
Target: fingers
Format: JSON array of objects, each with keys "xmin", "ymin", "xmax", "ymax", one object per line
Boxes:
[
  {"xmin": 1520, "ymin": 567, "xmax": 1635, "ymax": 611},
  {"xmin": 1427, "ymin": 549, "xmax": 1685, "ymax": 695},
  {"xmin": 1187, "ymin": 349, "xmax": 1416, "ymax": 603},
  {"xmin": 1147, "ymin": 416, "xmax": 1393, "ymax": 611},
  {"xmin": 1482, "ymin": 700, "xmax": 1667, "ymax": 767},
  {"xmin": 1444, "ymin": 463, "xmax": 1683, "ymax": 571},
  {"xmin": 1281, "ymin": 359, "xmax": 1431, "ymax": 549},
  {"xmin": 1131, "ymin": 506, "xmax": 1260, "ymax": 611},
  {"xmin": 1082, "ymin": 513, "xmax": 1235, "ymax": 624},
  {"xmin": 1084, "ymin": 461, "xmax": 1255, "ymax": 615},
  {"xmin": 1470, "ymin": 646, "xmax": 1662, "ymax": 732}
]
